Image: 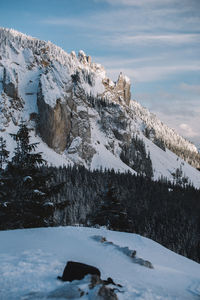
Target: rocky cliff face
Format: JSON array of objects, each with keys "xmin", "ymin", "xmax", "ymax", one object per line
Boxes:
[
  {"xmin": 0, "ymin": 27, "xmax": 200, "ymax": 187},
  {"xmin": 0, "ymin": 65, "xmax": 24, "ymax": 129},
  {"xmin": 102, "ymin": 72, "xmax": 131, "ymax": 106},
  {"xmin": 35, "ymin": 43, "xmax": 132, "ymax": 163}
]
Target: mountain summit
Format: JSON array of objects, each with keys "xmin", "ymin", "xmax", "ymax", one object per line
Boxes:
[{"xmin": 0, "ymin": 27, "xmax": 200, "ymax": 186}]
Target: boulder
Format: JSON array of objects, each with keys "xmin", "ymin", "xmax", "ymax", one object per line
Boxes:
[{"xmin": 58, "ymin": 261, "xmax": 101, "ymax": 282}]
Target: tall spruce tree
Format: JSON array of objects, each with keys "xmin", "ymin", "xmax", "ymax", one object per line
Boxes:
[
  {"xmin": 0, "ymin": 137, "xmax": 10, "ymax": 217},
  {"xmin": 0, "ymin": 122, "xmax": 60, "ymax": 229},
  {"xmin": 9, "ymin": 122, "xmax": 45, "ymax": 171},
  {"xmin": 0, "ymin": 137, "xmax": 9, "ymax": 170}
]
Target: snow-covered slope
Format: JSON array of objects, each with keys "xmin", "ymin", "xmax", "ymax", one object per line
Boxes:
[
  {"xmin": 0, "ymin": 27, "xmax": 200, "ymax": 187},
  {"xmin": 0, "ymin": 226, "xmax": 199, "ymax": 300}
]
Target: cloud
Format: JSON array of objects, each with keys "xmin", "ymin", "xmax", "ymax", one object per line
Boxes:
[
  {"xmin": 95, "ymin": 0, "xmax": 183, "ymax": 7},
  {"xmin": 93, "ymin": 55, "xmax": 165, "ymax": 68},
  {"xmin": 42, "ymin": 1, "xmax": 200, "ymax": 35},
  {"xmin": 99, "ymin": 0, "xmax": 200, "ymax": 9},
  {"xmin": 110, "ymin": 34, "xmax": 200, "ymax": 45},
  {"xmin": 180, "ymin": 83, "xmax": 200, "ymax": 94},
  {"xmin": 41, "ymin": 15, "xmax": 200, "ymax": 47},
  {"xmin": 106, "ymin": 63, "xmax": 200, "ymax": 82},
  {"xmin": 179, "ymin": 123, "xmax": 199, "ymax": 138},
  {"xmin": 41, "ymin": 17, "xmax": 85, "ymax": 27}
]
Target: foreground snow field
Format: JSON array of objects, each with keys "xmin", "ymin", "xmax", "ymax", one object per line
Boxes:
[{"xmin": 0, "ymin": 226, "xmax": 200, "ymax": 299}]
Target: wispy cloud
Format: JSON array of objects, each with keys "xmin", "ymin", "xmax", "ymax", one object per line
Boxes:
[
  {"xmin": 41, "ymin": 17, "xmax": 85, "ymax": 27},
  {"xmin": 98, "ymin": 0, "xmax": 200, "ymax": 9},
  {"xmin": 106, "ymin": 0, "xmax": 165, "ymax": 6},
  {"xmin": 106, "ymin": 63, "xmax": 200, "ymax": 82},
  {"xmin": 41, "ymin": 0, "xmax": 200, "ymax": 146},
  {"xmin": 110, "ymin": 34, "xmax": 200, "ymax": 45},
  {"xmin": 95, "ymin": 0, "xmax": 175, "ymax": 7},
  {"xmin": 179, "ymin": 123, "xmax": 199, "ymax": 138},
  {"xmin": 42, "ymin": 2, "xmax": 200, "ymax": 35},
  {"xmin": 93, "ymin": 55, "xmax": 166, "ymax": 68},
  {"xmin": 180, "ymin": 83, "xmax": 200, "ymax": 94},
  {"xmin": 42, "ymin": 14, "xmax": 200, "ymax": 50}
]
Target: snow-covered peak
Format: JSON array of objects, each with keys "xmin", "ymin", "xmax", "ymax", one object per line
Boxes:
[
  {"xmin": 0, "ymin": 27, "xmax": 105, "ymax": 77},
  {"xmin": 118, "ymin": 72, "xmax": 130, "ymax": 84},
  {"xmin": 78, "ymin": 50, "xmax": 88, "ymax": 63},
  {"xmin": 0, "ymin": 28, "xmax": 200, "ymax": 187},
  {"xmin": 0, "ymin": 27, "xmax": 38, "ymax": 43}
]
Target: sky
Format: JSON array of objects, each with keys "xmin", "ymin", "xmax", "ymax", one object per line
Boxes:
[{"xmin": 1, "ymin": 0, "xmax": 200, "ymax": 147}]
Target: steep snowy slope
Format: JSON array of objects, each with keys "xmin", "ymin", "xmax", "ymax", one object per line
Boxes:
[
  {"xmin": 0, "ymin": 27, "xmax": 200, "ymax": 187},
  {"xmin": 0, "ymin": 226, "xmax": 200, "ymax": 300}
]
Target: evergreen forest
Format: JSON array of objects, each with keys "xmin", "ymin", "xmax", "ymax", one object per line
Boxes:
[{"xmin": 0, "ymin": 124, "xmax": 200, "ymax": 264}]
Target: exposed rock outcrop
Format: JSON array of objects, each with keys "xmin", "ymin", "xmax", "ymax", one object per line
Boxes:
[
  {"xmin": 102, "ymin": 72, "xmax": 131, "ymax": 106},
  {"xmin": 37, "ymin": 73, "xmax": 96, "ymax": 162},
  {"xmin": 37, "ymin": 81, "xmax": 72, "ymax": 153},
  {"xmin": 0, "ymin": 66, "xmax": 24, "ymax": 128},
  {"xmin": 116, "ymin": 72, "xmax": 131, "ymax": 106},
  {"xmin": 78, "ymin": 50, "xmax": 91, "ymax": 65},
  {"xmin": 3, "ymin": 68, "xmax": 19, "ymax": 99}
]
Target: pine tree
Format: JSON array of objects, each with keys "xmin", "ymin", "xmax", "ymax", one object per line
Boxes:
[
  {"xmin": 0, "ymin": 122, "xmax": 61, "ymax": 229},
  {"xmin": 0, "ymin": 137, "xmax": 10, "ymax": 222},
  {"xmin": 0, "ymin": 137, "xmax": 9, "ymax": 170},
  {"xmin": 9, "ymin": 122, "xmax": 45, "ymax": 171}
]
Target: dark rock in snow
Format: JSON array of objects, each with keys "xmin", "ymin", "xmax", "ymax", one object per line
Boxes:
[{"xmin": 57, "ymin": 261, "xmax": 101, "ymax": 282}]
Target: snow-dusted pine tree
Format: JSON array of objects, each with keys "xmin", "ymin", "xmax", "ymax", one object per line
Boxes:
[
  {"xmin": 9, "ymin": 122, "xmax": 45, "ymax": 171},
  {"xmin": 0, "ymin": 137, "xmax": 9, "ymax": 170},
  {"xmin": 0, "ymin": 122, "xmax": 59, "ymax": 229}
]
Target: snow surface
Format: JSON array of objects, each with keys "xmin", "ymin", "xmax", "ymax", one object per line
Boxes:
[
  {"xmin": 90, "ymin": 117, "xmax": 136, "ymax": 174},
  {"xmin": 141, "ymin": 133, "xmax": 200, "ymax": 187},
  {"xmin": 0, "ymin": 226, "xmax": 200, "ymax": 300}
]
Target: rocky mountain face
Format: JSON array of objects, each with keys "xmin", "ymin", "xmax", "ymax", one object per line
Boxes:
[{"xmin": 0, "ymin": 27, "xmax": 200, "ymax": 187}]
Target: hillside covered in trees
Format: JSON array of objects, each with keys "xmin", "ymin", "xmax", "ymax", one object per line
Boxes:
[{"xmin": 0, "ymin": 126, "xmax": 199, "ymax": 264}]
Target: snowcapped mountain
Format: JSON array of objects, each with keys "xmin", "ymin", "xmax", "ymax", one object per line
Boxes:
[
  {"xmin": 0, "ymin": 226, "xmax": 200, "ymax": 300},
  {"xmin": 0, "ymin": 27, "xmax": 200, "ymax": 187}
]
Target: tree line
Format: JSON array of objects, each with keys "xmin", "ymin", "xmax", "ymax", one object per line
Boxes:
[{"xmin": 0, "ymin": 123, "xmax": 200, "ymax": 264}]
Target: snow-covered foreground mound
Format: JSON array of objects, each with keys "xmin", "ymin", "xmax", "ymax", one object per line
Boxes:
[{"xmin": 0, "ymin": 226, "xmax": 200, "ymax": 299}]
